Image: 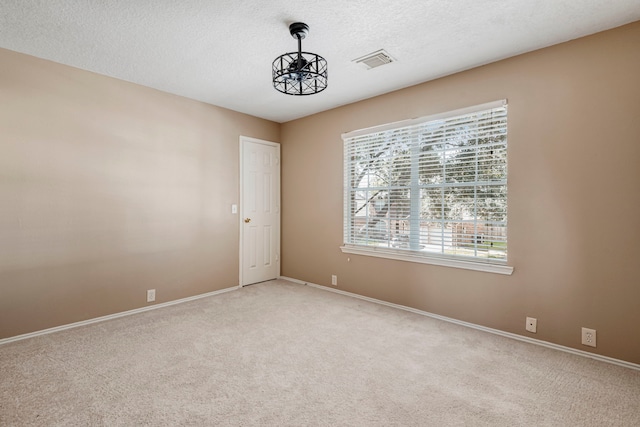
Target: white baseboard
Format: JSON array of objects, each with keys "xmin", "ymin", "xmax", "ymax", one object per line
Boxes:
[
  {"xmin": 279, "ymin": 276, "xmax": 640, "ymax": 372},
  {"xmin": 0, "ymin": 285, "xmax": 240, "ymax": 346}
]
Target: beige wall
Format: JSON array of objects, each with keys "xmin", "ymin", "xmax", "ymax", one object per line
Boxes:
[
  {"xmin": 0, "ymin": 48, "xmax": 279, "ymax": 338},
  {"xmin": 281, "ymin": 22, "xmax": 640, "ymax": 364}
]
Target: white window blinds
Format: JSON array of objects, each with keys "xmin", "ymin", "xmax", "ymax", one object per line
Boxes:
[{"xmin": 343, "ymin": 100, "xmax": 508, "ymax": 264}]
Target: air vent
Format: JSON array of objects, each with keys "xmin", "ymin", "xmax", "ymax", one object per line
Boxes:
[{"xmin": 353, "ymin": 49, "xmax": 395, "ymax": 69}]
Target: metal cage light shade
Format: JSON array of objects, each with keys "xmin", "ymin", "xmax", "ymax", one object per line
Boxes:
[{"xmin": 273, "ymin": 22, "xmax": 327, "ymax": 96}]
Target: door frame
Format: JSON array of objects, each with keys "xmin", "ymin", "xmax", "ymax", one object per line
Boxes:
[{"xmin": 239, "ymin": 136, "xmax": 281, "ymax": 287}]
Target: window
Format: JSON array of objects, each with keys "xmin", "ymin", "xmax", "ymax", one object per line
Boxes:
[{"xmin": 342, "ymin": 100, "xmax": 512, "ymax": 274}]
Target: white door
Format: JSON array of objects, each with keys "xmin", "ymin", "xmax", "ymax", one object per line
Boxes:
[{"xmin": 240, "ymin": 136, "xmax": 280, "ymax": 286}]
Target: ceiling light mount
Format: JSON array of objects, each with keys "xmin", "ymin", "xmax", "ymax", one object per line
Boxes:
[
  {"xmin": 272, "ymin": 22, "xmax": 327, "ymax": 96},
  {"xmin": 288, "ymin": 22, "xmax": 309, "ymax": 40}
]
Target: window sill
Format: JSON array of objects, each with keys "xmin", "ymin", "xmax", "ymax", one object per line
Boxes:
[{"xmin": 339, "ymin": 245, "xmax": 514, "ymax": 275}]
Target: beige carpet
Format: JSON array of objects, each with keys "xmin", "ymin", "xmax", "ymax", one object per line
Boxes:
[{"xmin": 1, "ymin": 279, "xmax": 639, "ymax": 426}]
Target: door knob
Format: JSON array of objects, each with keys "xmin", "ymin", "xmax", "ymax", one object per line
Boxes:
[{"xmin": 244, "ymin": 218, "xmax": 251, "ymax": 223}]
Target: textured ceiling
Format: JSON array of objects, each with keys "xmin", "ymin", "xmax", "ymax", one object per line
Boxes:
[{"xmin": 1, "ymin": 1, "xmax": 639, "ymax": 122}]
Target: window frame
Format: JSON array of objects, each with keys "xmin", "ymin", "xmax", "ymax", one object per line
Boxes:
[{"xmin": 341, "ymin": 100, "xmax": 513, "ymax": 275}]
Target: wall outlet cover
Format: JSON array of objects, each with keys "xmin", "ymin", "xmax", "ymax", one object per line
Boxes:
[
  {"xmin": 581, "ymin": 327, "xmax": 596, "ymax": 347},
  {"xmin": 525, "ymin": 317, "xmax": 537, "ymax": 333}
]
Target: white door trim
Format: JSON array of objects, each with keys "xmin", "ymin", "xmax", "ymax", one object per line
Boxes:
[{"xmin": 239, "ymin": 136, "xmax": 281, "ymax": 287}]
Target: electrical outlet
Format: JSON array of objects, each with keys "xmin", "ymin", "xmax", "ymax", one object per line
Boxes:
[
  {"xmin": 147, "ymin": 289, "xmax": 156, "ymax": 303},
  {"xmin": 331, "ymin": 275, "xmax": 337, "ymax": 286},
  {"xmin": 582, "ymin": 327, "xmax": 596, "ymax": 347},
  {"xmin": 525, "ymin": 317, "xmax": 537, "ymax": 333}
]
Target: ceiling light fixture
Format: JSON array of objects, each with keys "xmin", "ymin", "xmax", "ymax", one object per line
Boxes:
[{"xmin": 272, "ymin": 22, "xmax": 327, "ymax": 96}]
